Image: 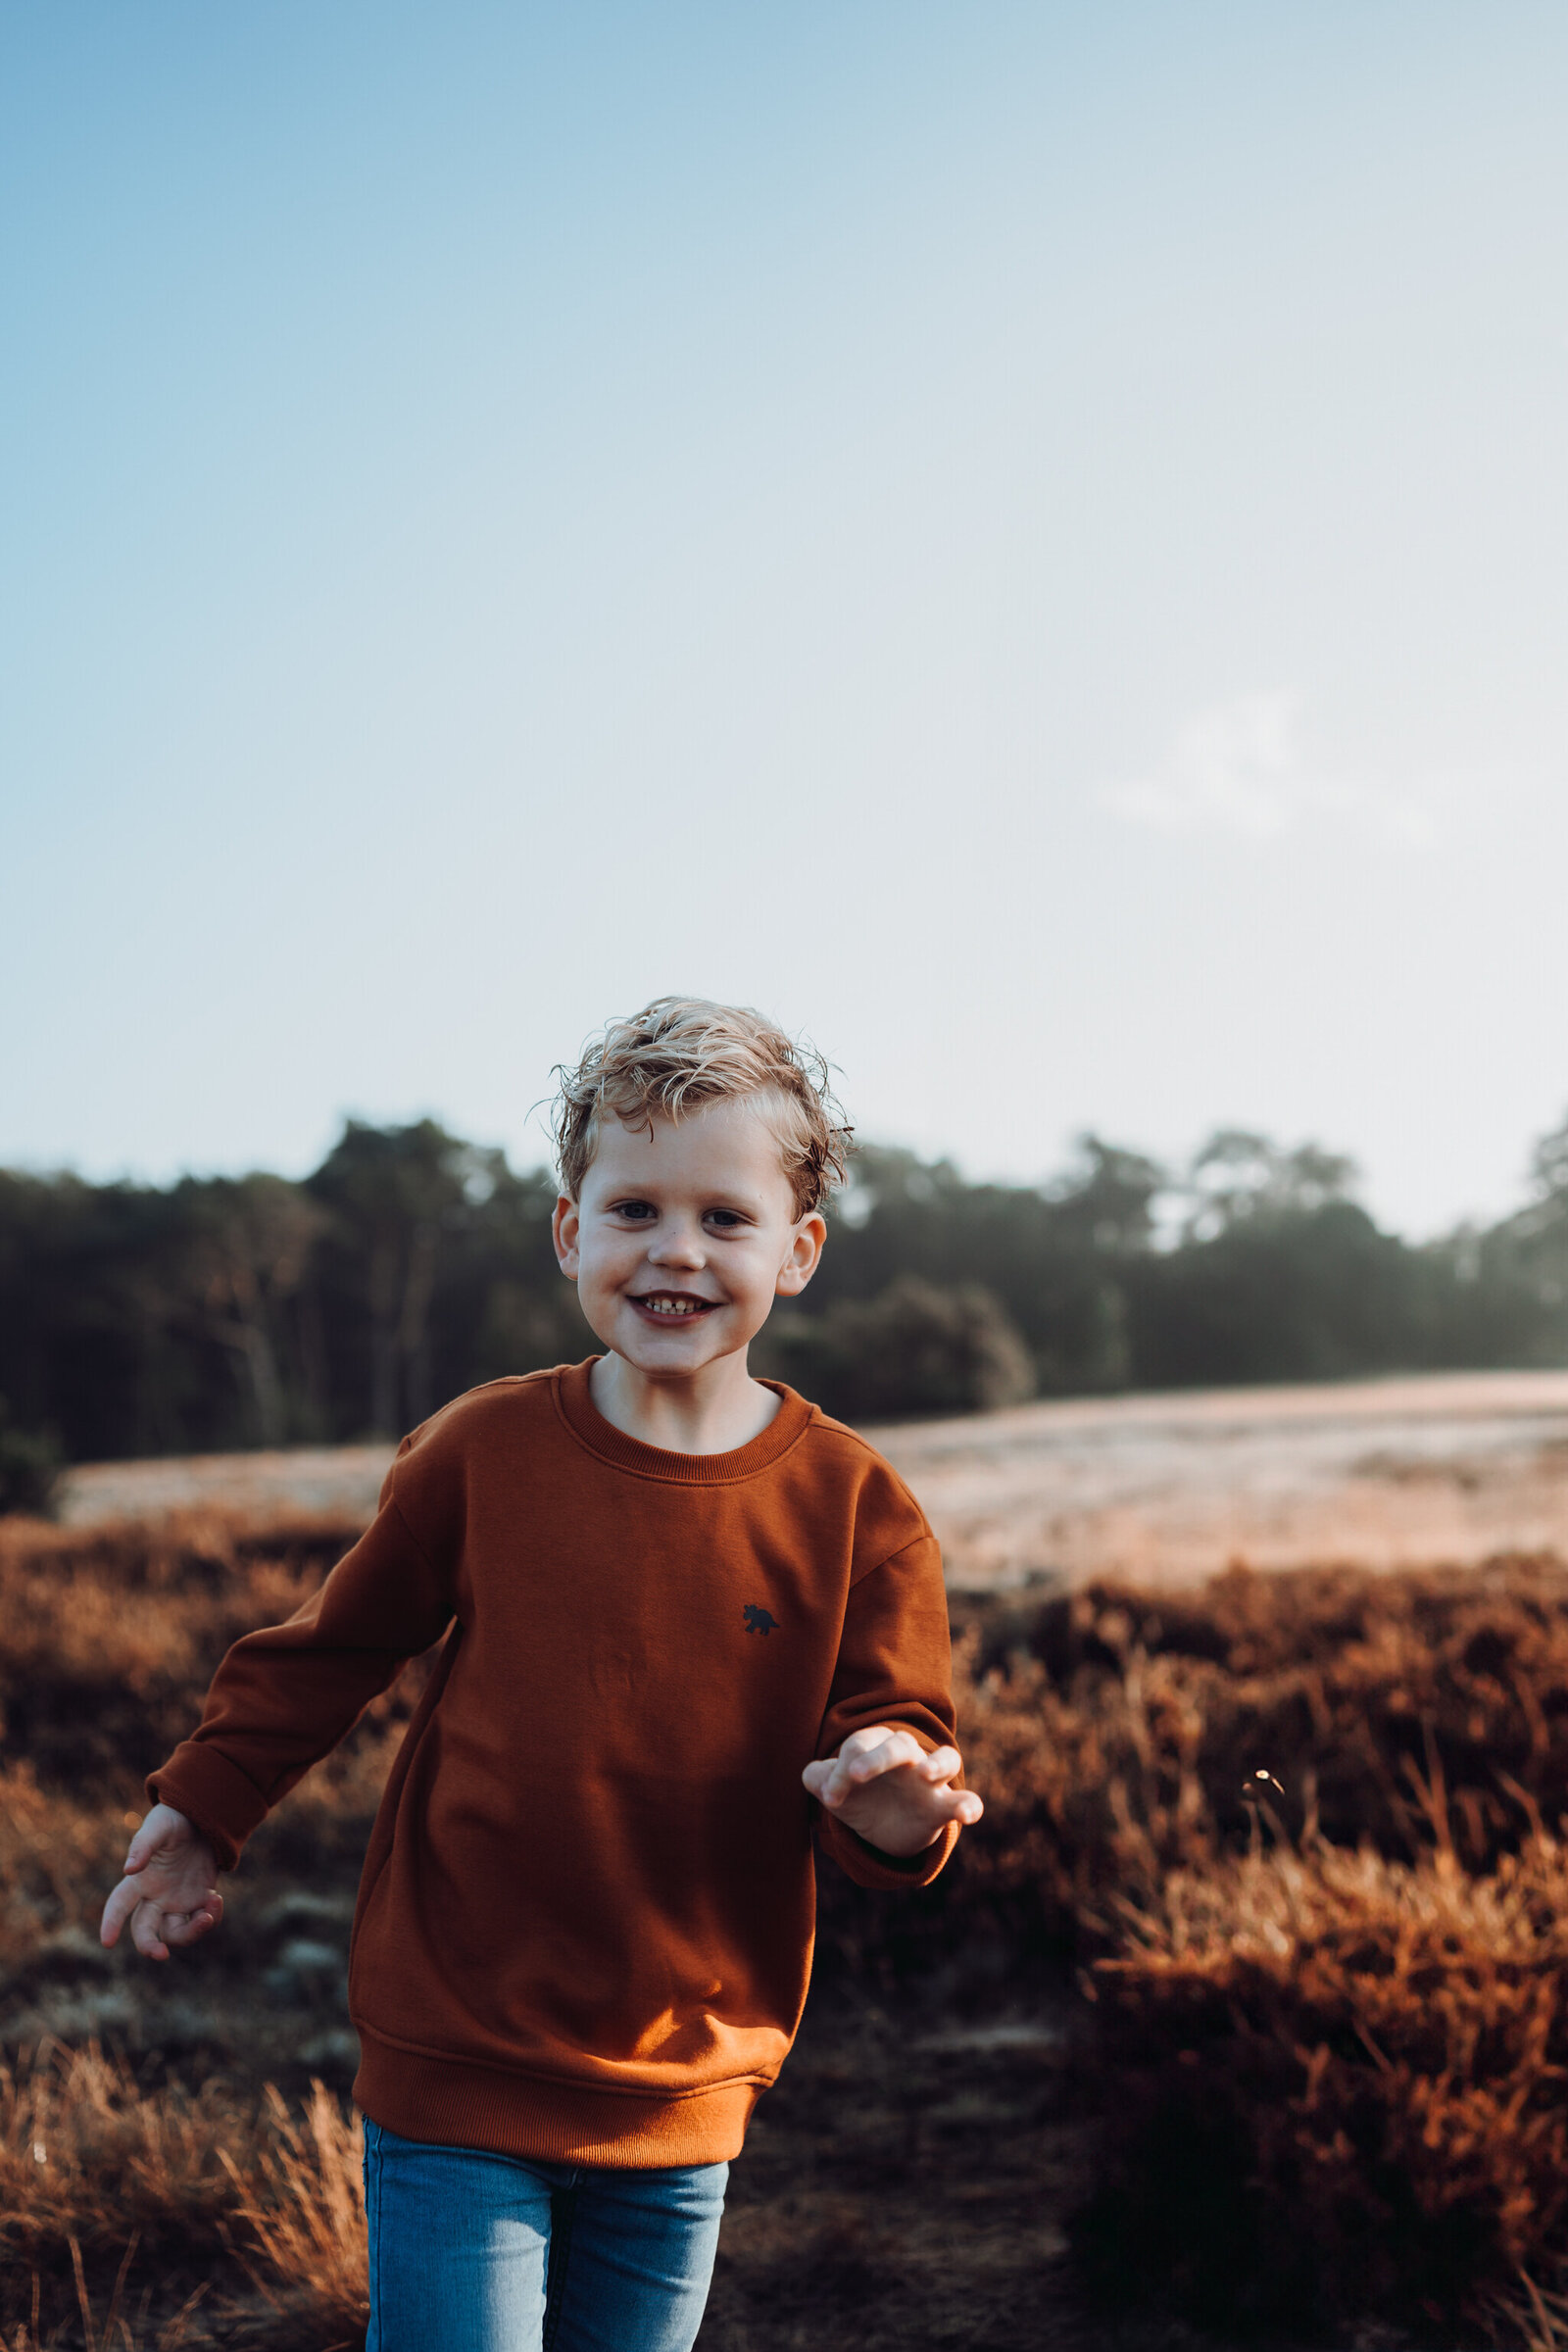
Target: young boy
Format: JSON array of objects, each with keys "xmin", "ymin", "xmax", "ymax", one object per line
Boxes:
[{"xmin": 100, "ymin": 998, "xmax": 981, "ymax": 2352}]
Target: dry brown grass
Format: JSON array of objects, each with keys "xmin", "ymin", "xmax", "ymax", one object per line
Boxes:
[
  {"xmin": 822, "ymin": 1557, "xmax": 1568, "ymax": 2340},
  {"xmin": 10, "ymin": 1507, "xmax": 1568, "ymax": 2344},
  {"xmin": 0, "ymin": 1514, "xmax": 386, "ymax": 2348},
  {"xmin": 0, "ymin": 1514, "xmax": 355, "ymax": 1796},
  {"xmin": 217, "ymin": 2082, "xmax": 368, "ymax": 2349},
  {"xmin": 0, "ymin": 2042, "xmax": 364, "ymax": 2349},
  {"xmin": 849, "ymin": 1554, "xmax": 1568, "ymax": 1966},
  {"xmin": 1082, "ymin": 1833, "xmax": 1568, "ymax": 2337}
]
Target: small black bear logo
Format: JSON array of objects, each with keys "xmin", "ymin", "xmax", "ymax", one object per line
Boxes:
[{"xmin": 743, "ymin": 1603, "xmax": 779, "ymax": 1637}]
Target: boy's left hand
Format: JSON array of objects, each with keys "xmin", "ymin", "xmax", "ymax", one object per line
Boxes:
[{"xmin": 803, "ymin": 1727, "xmax": 983, "ymax": 1857}]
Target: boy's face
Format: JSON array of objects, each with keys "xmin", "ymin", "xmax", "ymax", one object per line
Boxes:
[{"xmin": 553, "ymin": 1096, "xmax": 826, "ymax": 1380}]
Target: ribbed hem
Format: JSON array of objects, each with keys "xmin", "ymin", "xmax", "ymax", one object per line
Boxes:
[
  {"xmin": 553, "ymin": 1358, "xmax": 816, "ymax": 1485},
  {"xmin": 353, "ymin": 2030, "xmax": 767, "ymax": 2168}
]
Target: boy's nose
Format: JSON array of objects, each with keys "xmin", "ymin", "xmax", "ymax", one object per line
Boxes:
[{"xmin": 648, "ymin": 1222, "xmax": 705, "ymax": 1266}]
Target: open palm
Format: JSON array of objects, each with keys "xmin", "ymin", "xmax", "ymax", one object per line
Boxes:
[{"xmin": 99, "ymin": 1803, "xmax": 223, "ymax": 1961}]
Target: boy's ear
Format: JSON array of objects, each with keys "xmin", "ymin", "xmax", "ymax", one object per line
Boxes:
[
  {"xmin": 775, "ymin": 1212, "xmax": 827, "ymax": 1298},
  {"xmin": 552, "ymin": 1196, "xmax": 581, "ymax": 1279}
]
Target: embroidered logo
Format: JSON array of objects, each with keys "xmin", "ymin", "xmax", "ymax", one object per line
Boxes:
[{"xmin": 742, "ymin": 1603, "xmax": 779, "ymax": 1637}]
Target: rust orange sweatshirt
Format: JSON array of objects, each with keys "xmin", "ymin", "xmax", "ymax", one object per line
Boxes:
[{"xmin": 150, "ymin": 1361, "xmax": 959, "ymax": 2166}]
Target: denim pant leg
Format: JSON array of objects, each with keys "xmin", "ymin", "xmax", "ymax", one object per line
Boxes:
[
  {"xmin": 544, "ymin": 2161, "xmax": 729, "ymax": 2352},
  {"xmin": 364, "ymin": 2118, "xmax": 555, "ymax": 2352},
  {"xmin": 363, "ymin": 2120, "xmax": 727, "ymax": 2352}
]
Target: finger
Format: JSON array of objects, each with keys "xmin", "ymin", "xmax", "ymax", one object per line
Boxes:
[
  {"xmin": 816, "ymin": 1737, "xmax": 906, "ymax": 1810},
  {"xmin": 100, "ymin": 1876, "xmax": 145, "ymax": 1949},
  {"xmin": 917, "ymin": 1746, "xmax": 963, "ymax": 1784},
  {"xmin": 161, "ymin": 1905, "xmax": 219, "ymax": 1947},
  {"xmin": 129, "ymin": 1901, "xmax": 171, "ymax": 1963},
  {"xmin": 806, "ymin": 1731, "xmax": 929, "ymax": 1807},
  {"xmin": 841, "ymin": 1731, "xmax": 922, "ymax": 1785},
  {"xmin": 807, "ymin": 1750, "xmax": 876, "ymax": 1809},
  {"xmin": 916, "ymin": 1782, "xmax": 982, "ymax": 1826}
]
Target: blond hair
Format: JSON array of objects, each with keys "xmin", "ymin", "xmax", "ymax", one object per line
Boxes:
[{"xmin": 552, "ymin": 997, "xmax": 851, "ymax": 1216}]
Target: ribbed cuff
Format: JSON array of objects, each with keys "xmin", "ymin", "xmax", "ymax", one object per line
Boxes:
[
  {"xmin": 147, "ymin": 1742, "xmax": 272, "ymax": 1872},
  {"xmin": 818, "ymin": 1810, "xmax": 959, "ymax": 1891}
]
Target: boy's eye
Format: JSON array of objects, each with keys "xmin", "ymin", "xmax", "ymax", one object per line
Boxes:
[{"xmin": 607, "ymin": 1200, "xmax": 751, "ymax": 1229}]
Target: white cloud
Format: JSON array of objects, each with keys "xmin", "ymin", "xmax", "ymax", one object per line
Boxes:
[{"xmin": 1099, "ymin": 691, "xmax": 1441, "ymax": 846}]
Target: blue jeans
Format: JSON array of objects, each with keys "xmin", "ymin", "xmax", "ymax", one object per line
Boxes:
[{"xmin": 362, "ymin": 2118, "xmax": 728, "ymax": 2352}]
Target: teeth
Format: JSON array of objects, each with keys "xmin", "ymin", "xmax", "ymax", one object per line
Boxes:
[{"xmin": 645, "ymin": 1297, "xmax": 703, "ymax": 1315}]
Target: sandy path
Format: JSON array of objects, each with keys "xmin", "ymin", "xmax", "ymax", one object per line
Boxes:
[
  {"xmin": 876, "ymin": 1368, "xmax": 1568, "ymax": 1588},
  {"xmin": 61, "ymin": 1444, "xmax": 399, "ymax": 1528},
  {"xmin": 59, "ymin": 1368, "xmax": 1568, "ymax": 1591}
]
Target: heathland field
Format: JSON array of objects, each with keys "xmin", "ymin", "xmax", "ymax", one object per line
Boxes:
[{"xmin": 8, "ymin": 1370, "xmax": 1568, "ymax": 2349}]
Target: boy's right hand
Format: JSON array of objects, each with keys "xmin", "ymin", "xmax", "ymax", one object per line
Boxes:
[{"xmin": 99, "ymin": 1803, "xmax": 223, "ymax": 1961}]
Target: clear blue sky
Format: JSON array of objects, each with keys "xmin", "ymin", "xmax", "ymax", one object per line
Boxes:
[{"xmin": 5, "ymin": 3, "xmax": 1568, "ymax": 1235}]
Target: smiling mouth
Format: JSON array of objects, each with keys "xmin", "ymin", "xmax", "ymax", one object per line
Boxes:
[{"xmin": 631, "ymin": 1293, "xmax": 718, "ymax": 1320}]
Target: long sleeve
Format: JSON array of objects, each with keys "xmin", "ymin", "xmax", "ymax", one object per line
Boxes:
[
  {"xmin": 149, "ymin": 1470, "xmax": 454, "ymax": 1869},
  {"xmin": 813, "ymin": 1529, "xmax": 961, "ymax": 1892}
]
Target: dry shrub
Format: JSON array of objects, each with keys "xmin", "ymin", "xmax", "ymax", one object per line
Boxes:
[
  {"xmin": 0, "ymin": 1515, "xmax": 364, "ymax": 1794},
  {"xmin": 1078, "ymin": 1822, "xmax": 1568, "ymax": 2340},
  {"xmin": 0, "ymin": 1512, "xmax": 434, "ymax": 1844},
  {"xmin": 819, "ymin": 1555, "xmax": 1568, "ymax": 2335},
  {"xmin": 0, "ymin": 2039, "xmax": 239, "ymax": 2345},
  {"xmin": 972, "ymin": 1555, "xmax": 1568, "ymax": 1876},
  {"xmin": 0, "ymin": 2043, "xmax": 365, "ymax": 2350},
  {"xmin": 0, "ymin": 1513, "xmax": 400, "ymax": 2345},
  {"xmin": 219, "ymin": 2081, "xmax": 368, "ymax": 2349},
  {"xmin": 849, "ymin": 1556, "xmax": 1568, "ymax": 1975},
  {"xmin": 0, "ymin": 1768, "xmax": 130, "ymax": 1974},
  {"xmin": 0, "ymin": 2042, "xmax": 243, "ymax": 2271},
  {"xmin": 814, "ymin": 1632, "xmax": 1219, "ymax": 1986}
]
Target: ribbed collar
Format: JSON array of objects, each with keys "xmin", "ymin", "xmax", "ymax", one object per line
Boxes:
[{"xmin": 554, "ymin": 1357, "xmax": 814, "ymax": 1485}]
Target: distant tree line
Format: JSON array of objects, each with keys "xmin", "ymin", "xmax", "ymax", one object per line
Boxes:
[{"xmin": 2, "ymin": 1111, "xmax": 1566, "ymax": 1495}]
